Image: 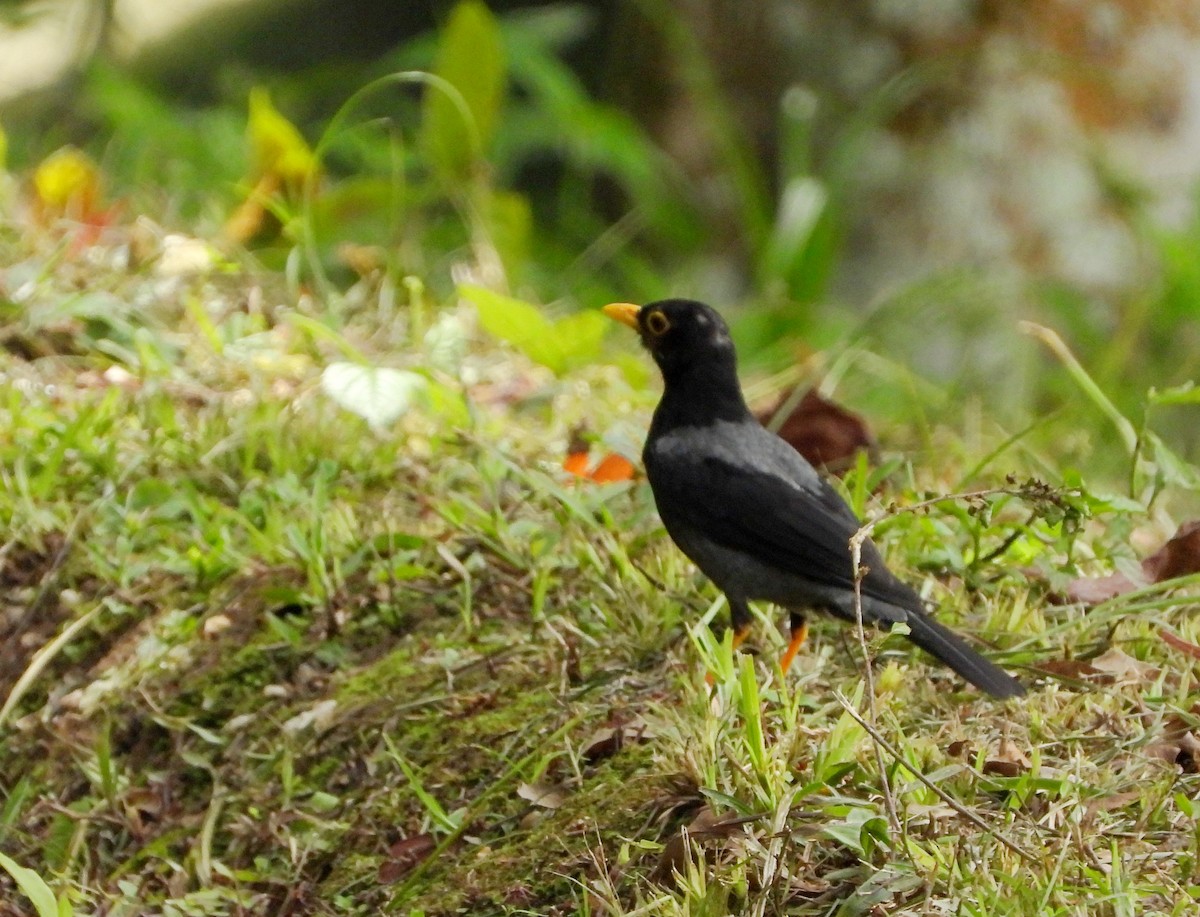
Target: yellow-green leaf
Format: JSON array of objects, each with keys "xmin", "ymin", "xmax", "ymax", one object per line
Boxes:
[
  {"xmin": 0, "ymin": 853, "xmax": 60, "ymax": 917},
  {"xmin": 420, "ymin": 0, "xmax": 506, "ymax": 180},
  {"xmin": 247, "ymin": 87, "xmax": 318, "ymax": 187},
  {"xmin": 461, "ymin": 285, "xmax": 608, "ymax": 376}
]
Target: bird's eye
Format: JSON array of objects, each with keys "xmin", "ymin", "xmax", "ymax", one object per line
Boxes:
[{"xmin": 645, "ymin": 310, "xmax": 670, "ymax": 336}]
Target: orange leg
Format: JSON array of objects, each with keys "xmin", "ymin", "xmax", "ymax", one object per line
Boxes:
[{"xmin": 779, "ymin": 615, "xmax": 809, "ymax": 674}]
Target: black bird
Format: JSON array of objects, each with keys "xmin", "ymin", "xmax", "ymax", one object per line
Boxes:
[{"xmin": 603, "ymin": 298, "xmax": 1024, "ymax": 698}]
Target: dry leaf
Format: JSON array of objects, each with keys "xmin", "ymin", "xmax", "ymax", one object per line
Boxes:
[
  {"xmin": 581, "ymin": 726, "xmax": 621, "ymax": 763},
  {"xmin": 650, "ymin": 806, "xmax": 761, "ymax": 883},
  {"xmin": 1084, "ymin": 791, "xmax": 1141, "ymax": 819},
  {"xmin": 517, "ymin": 781, "xmax": 566, "ymax": 809},
  {"xmin": 1064, "ymin": 572, "xmax": 1139, "ymax": 606},
  {"xmin": 756, "ymin": 388, "xmax": 876, "ymax": 474},
  {"xmin": 982, "ymin": 737, "xmax": 1032, "ymax": 777},
  {"xmin": 1142, "ymin": 520, "xmax": 1200, "ymax": 581},
  {"xmin": 202, "ymin": 614, "xmax": 233, "ymax": 638},
  {"xmin": 377, "ymin": 833, "xmax": 436, "ymax": 884},
  {"xmin": 1064, "ymin": 520, "xmax": 1200, "ymax": 606},
  {"xmin": 1159, "ymin": 628, "xmax": 1200, "ymax": 661},
  {"xmin": 946, "ymin": 739, "xmax": 973, "ymax": 758},
  {"xmin": 281, "ymin": 699, "xmax": 338, "ymax": 735},
  {"xmin": 1089, "ymin": 646, "xmax": 1159, "ymax": 684},
  {"xmin": 1146, "ymin": 732, "xmax": 1200, "ymax": 773},
  {"xmin": 1036, "ymin": 658, "xmax": 1104, "ymax": 681}
]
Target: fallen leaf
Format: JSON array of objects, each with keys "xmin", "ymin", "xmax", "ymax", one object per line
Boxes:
[
  {"xmin": 202, "ymin": 614, "xmax": 233, "ymax": 638},
  {"xmin": 1064, "ymin": 520, "xmax": 1200, "ymax": 606},
  {"xmin": 1089, "ymin": 646, "xmax": 1159, "ymax": 684},
  {"xmin": 1142, "ymin": 520, "xmax": 1200, "ymax": 581},
  {"xmin": 650, "ymin": 806, "xmax": 766, "ymax": 883},
  {"xmin": 1146, "ymin": 732, "xmax": 1200, "ymax": 773},
  {"xmin": 982, "ymin": 736, "xmax": 1031, "ymax": 777},
  {"xmin": 517, "ymin": 781, "xmax": 566, "ymax": 809},
  {"xmin": 581, "ymin": 726, "xmax": 621, "ymax": 763},
  {"xmin": 1064, "ymin": 572, "xmax": 1139, "ymax": 606},
  {"xmin": 946, "ymin": 740, "xmax": 973, "ymax": 758},
  {"xmin": 756, "ymin": 388, "xmax": 876, "ymax": 474},
  {"xmin": 1084, "ymin": 791, "xmax": 1142, "ymax": 819},
  {"xmin": 1036, "ymin": 658, "xmax": 1104, "ymax": 681},
  {"xmin": 580, "ymin": 715, "xmax": 657, "ymax": 763},
  {"xmin": 1159, "ymin": 629, "xmax": 1200, "ymax": 660},
  {"xmin": 156, "ymin": 234, "xmax": 214, "ymax": 276},
  {"xmin": 377, "ymin": 833, "xmax": 436, "ymax": 884},
  {"xmin": 281, "ymin": 699, "xmax": 338, "ymax": 735}
]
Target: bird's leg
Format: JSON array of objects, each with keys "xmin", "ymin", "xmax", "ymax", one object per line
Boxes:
[
  {"xmin": 779, "ymin": 611, "xmax": 809, "ymax": 674},
  {"xmin": 728, "ymin": 598, "xmax": 753, "ymax": 650}
]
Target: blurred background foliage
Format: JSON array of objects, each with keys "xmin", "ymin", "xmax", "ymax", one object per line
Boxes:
[{"xmin": 2, "ymin": 0, "xmax": 1200, "ymax": 483}]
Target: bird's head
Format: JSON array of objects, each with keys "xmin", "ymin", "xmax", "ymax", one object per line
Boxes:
[{"xmin": 603, "ymin": 299, "xmax": 736, "ymax": 379}]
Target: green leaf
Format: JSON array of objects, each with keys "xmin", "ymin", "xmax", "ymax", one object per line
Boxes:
[
  {"xmin": 0, "ymin": 852, "xmax": 61, "ymax": 917},
  {"xmin": 421, "ymin": 0, "xmax": 506, "ymax": 180},
  {"xmin": 461, "ymin": 284, "xmax": 608, "ymax": 375},
  {"xmin": 814, "ymin": 682, "xmax": 866, "ymax": 785},
  {"xmin": 1149, "ymin": 381, "xmax": 1200, "ymax": 405}
]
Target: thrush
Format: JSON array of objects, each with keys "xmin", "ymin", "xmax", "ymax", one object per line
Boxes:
[{"xmin": 604, "ymin": 298, "xmax": 1024, "ymax": 698}]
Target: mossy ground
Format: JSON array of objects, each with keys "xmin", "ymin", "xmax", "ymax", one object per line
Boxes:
[{"xmin": 3, "ymin": 223, "xmax": 1200, "ymax": 917}]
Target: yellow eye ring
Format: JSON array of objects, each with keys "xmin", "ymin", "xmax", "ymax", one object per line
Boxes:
[{"xmin": 645, "ymin": 310, "xmax": 670, "ymax": 336}]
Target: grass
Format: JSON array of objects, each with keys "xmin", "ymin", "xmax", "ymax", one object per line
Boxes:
[{"xmin": 4, "ymin": 143, "xmax": 1200, "ymax": 914}]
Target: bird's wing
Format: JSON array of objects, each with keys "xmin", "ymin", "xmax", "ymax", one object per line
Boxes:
[{"xmin": 650, "ymin": 450, "xmax": 918, "ymax": 609}]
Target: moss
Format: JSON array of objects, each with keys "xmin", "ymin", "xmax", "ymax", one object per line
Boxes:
[{"xmin": 385, "ymin": 744, "xmax": 665, "ymax": 914}]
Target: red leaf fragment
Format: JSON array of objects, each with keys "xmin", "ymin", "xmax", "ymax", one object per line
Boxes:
[
  {"xmin": 1158, "ymin": 628, "xmax": 1200, "ymax": 661},
  {"xmin": 756, "ymin": 388, "xmax": 876, "ymax": 474}
]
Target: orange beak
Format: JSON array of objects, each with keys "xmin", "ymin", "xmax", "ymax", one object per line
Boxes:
[{"xmin": 602, "ymin": 302, "xmax": 640, "ymax": 329}]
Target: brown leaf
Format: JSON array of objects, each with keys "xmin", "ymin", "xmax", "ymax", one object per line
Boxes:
[
  {"xmin": 1146, "ymin": 732, "xmax": 1200, "ymax": 773},
  {"xmin": 1036, "ymin": 658, "xmax": 1104, "ymax": 681},
  {"xmin": 1084, "ymin": 791, "xmax": 1141, "ymax": 819},
  {"xmin": 1141, "ymin": 520, "xmax": 1200, "ymax": 582},
  {"xmin": 1089, "ymin": 646, "xmax": 1159, "ymax": 684},
  {"xmin": 581, "ymin": 715, "xmax": 657, "ymax": 763},
  {"xmin": 756, "ymin": 388, "xmax": 876, "ymax": 474},
  {"xmin": 377, "ymin": 833, "xmax": 435, "ymax": 884},
  {"xmin": 650, "ymin": 807, "xmax": 763, "ymax": 883},
  {"xmin": 1158, "ymin": 628, "xmax": 1200, "ymax": 661},
  {"xmin": 946, "ymin": 740, "xmax": 973, "ymax": 758},
  {"xmin": 517, "ymin": 781, "xmax": 566, "ymax": 809},
  {"xmin": 982, "ymin": 737, "xmax": 1031, "ymax": 777},
  {"xmin": 1064, "ymin": 572, "xmax": 1139, "ymax": 606},
  {"xmin": 581, "ymin": 726, "xmax": 622, "ymax": 763},
  {"xmin": 1064, "ymin": 520, "xmax": 1200, "ymax": 607}
]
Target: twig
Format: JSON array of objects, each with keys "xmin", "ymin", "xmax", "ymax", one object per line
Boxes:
[
  {"xmin": 832, "ymin": 691, "xmax": 1038, "ymax": 864},
  {"xmin": 848, "ymin": 537, "xmax": 900, "ymax": 839}
]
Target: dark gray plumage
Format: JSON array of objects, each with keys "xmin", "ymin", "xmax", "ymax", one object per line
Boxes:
[{"xmin": 605, "ymin": 298, "xmax": 1024, "ymax": 698}]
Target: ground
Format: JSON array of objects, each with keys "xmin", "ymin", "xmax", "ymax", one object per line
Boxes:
[{"xmin": 2, "ymin": 221, "xmax": 1200, "ymax": 916}]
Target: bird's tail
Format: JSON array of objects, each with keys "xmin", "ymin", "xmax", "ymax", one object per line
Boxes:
[{"xmin": 903, "ymin": 610, "xmax": 1025, "ymax": 698}]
